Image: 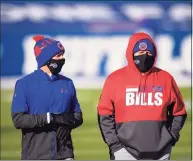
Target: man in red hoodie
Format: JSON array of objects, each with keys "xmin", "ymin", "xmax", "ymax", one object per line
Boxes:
[{"xmin": 97, "ymin": 32, "xmax": 187, "ymax": 160}]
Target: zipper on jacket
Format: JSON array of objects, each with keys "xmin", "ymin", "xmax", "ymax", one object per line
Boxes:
[{"xmin": 49, "ymin": 75, "xmax": 55, "ymax": 160}]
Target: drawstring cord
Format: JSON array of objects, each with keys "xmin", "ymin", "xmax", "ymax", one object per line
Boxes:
[
  {"xmin": 139, "ymin": 72, "xmax": 150, "ymax": 93},
  {"xmin": 138, "ymin": 74, "xmax": 142, "ymax": 93},
  {"xmin": 144, "ymin": 75, "xmax": 148, "ymax": 92}
]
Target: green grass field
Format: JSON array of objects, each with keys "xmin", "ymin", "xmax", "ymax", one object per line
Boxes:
[{"xmin": 0, "ymin": 88, "xmax": 191, "ymax": 160}]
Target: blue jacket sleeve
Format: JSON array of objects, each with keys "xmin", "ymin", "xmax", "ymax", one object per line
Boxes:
[
  {"xmin": 71, "ymin": 81, "xmax": 82, "ymax": 113},
  {"xmin": 12, "ymin": 80, "xmax": 28, "ymax": 113},
  {"xmin": 11, "ymin": 80, "xmax": 49, "ymax": 129},
  {"xmin": 70, "ymin": 81, "xmax": 83, "ymax": 128}
]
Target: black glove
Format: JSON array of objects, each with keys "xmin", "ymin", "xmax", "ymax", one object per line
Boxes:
[{"xmin": 51, "ymin": 113, "xmax": 75, "ymax": 126}]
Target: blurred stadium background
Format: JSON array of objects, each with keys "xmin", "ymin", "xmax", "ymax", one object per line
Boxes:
[{"xmin": 0, "ymin": 1, "xmax": 191, "ymax": 160}]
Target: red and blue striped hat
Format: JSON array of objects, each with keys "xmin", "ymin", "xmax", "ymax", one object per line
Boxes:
[{"xmin": 33, "ymin": 35, "xmax": 65, "ymax": 68}]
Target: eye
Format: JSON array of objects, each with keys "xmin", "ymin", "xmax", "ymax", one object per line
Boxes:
[{"xmin": 57, "ymin": 53, "xmax": 63, "ymax": 57}]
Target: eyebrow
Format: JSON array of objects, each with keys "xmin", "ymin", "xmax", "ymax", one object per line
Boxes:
[{"xmin": 57, "ymin": 53, "xmax": 64, "ymax": 56}]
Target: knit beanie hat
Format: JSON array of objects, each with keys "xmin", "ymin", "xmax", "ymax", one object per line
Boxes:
[
  {"xmin": 33, "ymin": 35, "xmax": 65, "ymax": 68},
  {"xmin": 133, "ymin": 39, "xmax": 156, "ymax": 56}
]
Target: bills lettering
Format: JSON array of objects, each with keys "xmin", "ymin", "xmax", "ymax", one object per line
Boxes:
[{"xmin": 126, "ymin": 88, "xmax": 163, "ymax": 106}]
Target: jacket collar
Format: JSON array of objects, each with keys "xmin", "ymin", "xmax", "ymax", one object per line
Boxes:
[{"xmin": 36, "ymin": 69, "xmax": 58, "ymax": 82}]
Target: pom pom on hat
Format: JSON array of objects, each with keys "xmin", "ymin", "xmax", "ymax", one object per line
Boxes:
[{"xmin": 33, "ymin": 35, "xmax": 45, "ymax": 42}]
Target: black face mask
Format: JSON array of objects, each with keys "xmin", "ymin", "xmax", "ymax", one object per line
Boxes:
[
  {"xmin": 47, "ymin": 58, "xmax": 65, "ymax": 75},
  {"xmin": 133, "ymin": 54, "xmax": 155, "ymax": 73}
]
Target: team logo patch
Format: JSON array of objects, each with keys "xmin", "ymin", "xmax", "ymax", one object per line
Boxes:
[
  {"xmin": 139, "ymin": 42, "xmax": 147, "ymax": 51},
  {"xmin": 57, "ymin": 42, "xmax": 64, "ymax": 50},
  {"xmin": 60, "ymin": 88, "xmax": 67, "ymax": 93},
  {"xmin": 50, "ymin": 63, "xmax": 58, "ymax": 68},
  {"xmin": 134, "ymin": 59, "xmax": 140, "ymax": 64},
  {"xmin": 153, "ymin": 86, "xmax": 163, "ymax": 92}
]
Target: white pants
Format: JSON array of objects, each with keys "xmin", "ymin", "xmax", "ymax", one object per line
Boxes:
[
  {"xmin": 64, "ymin": 158, "xmax": 74, "ymax": 160},
  {"xmin": 158, "ymin": 145, "xmax": 172, "ymax": 160},
  {"xmin": 114, "ymin": 145, "xmax": 172, "ymax": 160}
]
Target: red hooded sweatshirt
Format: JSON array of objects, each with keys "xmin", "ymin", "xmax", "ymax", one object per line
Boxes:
[{"xmin": 97, "ymin": 32, "xmax": 187, "ymax": 159}]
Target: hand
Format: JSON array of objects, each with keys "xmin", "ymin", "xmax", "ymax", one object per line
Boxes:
[
  {"xmin": 51, "ymin": 113, "xmax": 75, "ymax": 125},
  {"xmin": 51, "ymin": 113, "xmax": 63, "ymax": 123}
]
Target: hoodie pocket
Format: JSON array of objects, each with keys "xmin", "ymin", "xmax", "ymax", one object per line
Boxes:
[
  {"xmin": 116, "ymin": 121, "xmax": 173, "ymax": 159},
  {"xmin": 157, "ymin": 125, "xmax": 173, "ymax": 152}
]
